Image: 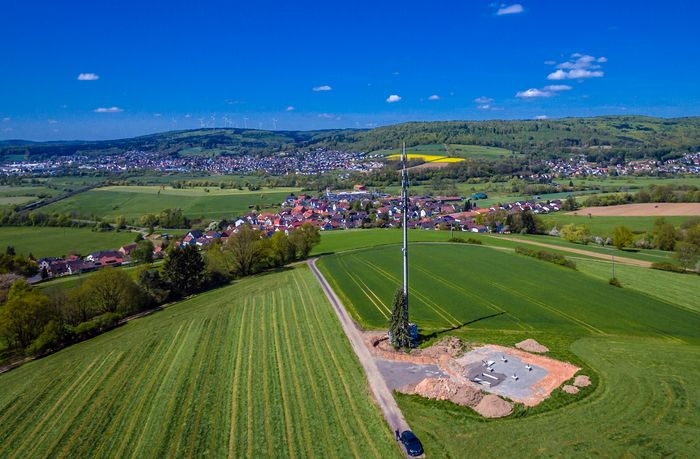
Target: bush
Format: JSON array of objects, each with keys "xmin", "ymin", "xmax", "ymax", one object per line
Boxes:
[
  {"xmin": 74, "ymin": 312, "xmax": 122, "ymax": 339},
  {"xmin": 448, "ymin": 237, "xmax": 482, "ymax": 245},
  {"xmin": 514, "ymin": 246, "xmax": 577, "ymax": 269},
  {"xmin": 650, "ymin": 262, "xmax": 687, "ymax": 274},
  {"xmin": 608, "ymin": 277, "xmax": 622, "ymax": 288},
  {"xmin": 27, "ymin": 321, "xmax": 73, "ymax": 355}
]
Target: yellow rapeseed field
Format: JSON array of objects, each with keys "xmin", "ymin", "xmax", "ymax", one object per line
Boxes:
[{"xmin": 386, "ymin": 153, "xmax": 465, "ymax": 163}]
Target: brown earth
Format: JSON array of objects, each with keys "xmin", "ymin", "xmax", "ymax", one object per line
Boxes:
[
  {"xmin": 570, "ymin": 203, "xmax": 700, "ymax": 217},
  {"xmin": 562, "ymin": 385, "xmax": 580, "ymax": 394},
  {"xmin": 515, "ymin": 338, "xmax": 549, "ymax": 353},
  {"xmin": 574, "ymin": 375, "xmax": 591, "ymax": 387},
  {"xmin": 400, "ymin": 377, "xmax": 484, "ymax": 408},
  {"xmin": 473, "ymin": 394, "xmax": 514, "ymax": 418},
  {"xmin": 408, "ymin": 161, "xmax": 450, "ymax": 171}
]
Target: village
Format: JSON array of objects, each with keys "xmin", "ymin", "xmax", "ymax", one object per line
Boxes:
[{"xmin": 29, "ymin": 186, "xmax": 563, "ymax": 283}]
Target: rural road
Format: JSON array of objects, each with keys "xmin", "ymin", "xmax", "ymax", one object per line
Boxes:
[
  {"xmin": 491, "ymin": 236, "xmax": 652, "ymax": 267},
  {"xmin": 307, "ymin": 259, "xmax": 412, "ymax": 455}
]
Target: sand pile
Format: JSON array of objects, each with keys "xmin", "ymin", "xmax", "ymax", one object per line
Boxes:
[
  {"xmin": 574, "ymin": 375, "xmax": 591, "ymax": 387},
  {"xmin": 473, "ymin": 394, "xmax": 513, "ymax": 418},
  {"xmin": 401, "ymin": 377, "xmax": 483, "ymax": 407},
  {"xmin": 562, "ymin": 385, "xmax": 579, "ymax": 394},
  {"xmin": 515, "ymin": 339, "xmax": 549, "ymax": 353},
  {"xmin": 420, "ymin": 336, "xmax": 466, "ymax": 359}
]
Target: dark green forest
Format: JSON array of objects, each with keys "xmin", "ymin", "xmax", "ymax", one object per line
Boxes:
[{"xmin": 2, "ymin": 115, "xmax": 700, "ymax": 161}]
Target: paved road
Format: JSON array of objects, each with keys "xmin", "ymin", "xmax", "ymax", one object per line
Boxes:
[
  {"xmin": 491, "ymin": 236, "xmax": 652, "ymax": 267},
  {"xmin": 307, "ymin": 258, "xmax": 412, "ymax": 454}
]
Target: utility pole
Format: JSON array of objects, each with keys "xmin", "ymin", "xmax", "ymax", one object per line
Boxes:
[{"xmin": 401, "ymin": 142, "xmax": 409, "ymax": 312}]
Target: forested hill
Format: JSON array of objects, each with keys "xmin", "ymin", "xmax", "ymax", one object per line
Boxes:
[{"xmin": 2, "ymin": 115, "xmax": 699, "ymax": 161}]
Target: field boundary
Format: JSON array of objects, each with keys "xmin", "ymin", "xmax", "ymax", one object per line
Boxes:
[{"xmin": 307, "ymin": 258, "xmax": 409, "ymax": 457}]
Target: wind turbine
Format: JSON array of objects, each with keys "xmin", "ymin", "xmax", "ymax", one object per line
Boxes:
[
  {"xmin": 272, "ymin": 118, "xmax": 278, "ymax": 130},
  {"xmin": 243, "ymin": 117, "xmax": 249, "ymax": 129}
]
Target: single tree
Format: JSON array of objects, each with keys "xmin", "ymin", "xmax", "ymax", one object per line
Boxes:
[
  {"xmin": 162, "ymin": 245, "xmax": 205, "ymax": 296},
  {"xmin": 388, "ymin": 288, "xmax": 411, "ymax": 350},
  {"xmin": 225, "ymin": 224, "xmax": 263, "ymax": 277},
  {"xmin": 131, "ymin": 240, "xmax": 155, "ymax": 264},
  {"xmin": 289, "ymin": 223, "xmax": 321, "ymax": 259},
  {"xmin": 612, "ymin": 226, "xmax": 634, "ymax": 249}
]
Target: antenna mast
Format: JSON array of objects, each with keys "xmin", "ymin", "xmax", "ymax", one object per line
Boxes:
[{"xmin": 401, "ymin": 142, "xmax": 409, "ymax": 310}]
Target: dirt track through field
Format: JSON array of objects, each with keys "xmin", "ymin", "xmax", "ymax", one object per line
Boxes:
[
  {"xmin": 307, "ymin": 258, "xmax": 411, "ymax": 456},
  {"xmin": 491, "ymin": 236, "xmax": 652, "ymax": 267},
  {"xmin": 571, "ymin": 203, "xmax": 700, "ymax": 217}
]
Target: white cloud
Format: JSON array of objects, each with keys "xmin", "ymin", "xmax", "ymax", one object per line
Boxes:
[
  {"xmin": 312, "ymin": 85, "xmax": 332, "ymax": 92},
  {"xmin": 516, "ymin": 88, "xmax": 554, "ymax": 98},
  {"xmin": 77, "ymin": 73, "xmax": 100, "ymax": 81},
  {"xmin": 48, "ymin": 119, "xmax": 58, "ymax": 124},
  {"xmin": 93, "ymin": 106, "xmax": 123, "ymax": 113},
  {"xmin": 496, "ymin": 3, "xmax": 524, "ymax": 15},
  {"xmin": 318, "ymin": 113, "xmax": 336, "ymax": 119},
  {"xmin": 153, "ymin": 113, "xmax": 162, "ymax": 117},
  {"xmin": 547, "ymin": 54, "xmax": 606, "ymax": 79},
  {"xmin": 543, "ymin": 60, "xmax": 556, "ymax": 65},
  {"xmin": 286, "ymin": 105, "xmax": 295, "ymax": 111},
  {"xmin": 535, "ymin": 115, "xmax": 548, "ymax": 120},
  {"xmin": 428, "ymin": 94, "xmax": 440, "ymax": 100},
  {"xmin": 477, "ymin": 104, "xmax": 491, "ymax": 110},
  {"xmin": 2, "ymin": 117, "xmax": 10, "ymax": 122},
  {"xmin": 386, "ymin": 94, "xmax": 402, "ymax": 103},
  {"xmin": 544, "ymin": 84, "xmax": 572, "ymax": 91},
  {"xmin": 184, "ymin": 113, "xmax": 192, "ymax": 118},
  {"xmin": 474, "ymin": 96, "xmax": 494, "ymax": 104}
]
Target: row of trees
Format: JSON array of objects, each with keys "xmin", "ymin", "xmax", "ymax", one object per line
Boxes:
[
  {"xmin": 582, "ymin": 184, "xmax": 700, "ymax": 207},
  {"xmin": 0, "ymin": 223, "xmax": 321, "ymax": 360}
]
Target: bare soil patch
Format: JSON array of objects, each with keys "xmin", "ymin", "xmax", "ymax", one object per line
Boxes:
[
  {"xmin": 570, "ymin": 203, "xmax": 700, "ymax": 217},
  {"xmin": 515, "ymin": 338, "xmax": 549, "ymax": 353},
  {"xmin": 408, "ymin": 161, "xmax": 450, "ymax": 171},
  {"xmin": 574, "ymin": 375, "xmax": 591, "ymax": 387},
  {"xmin": 563, "ymin": 385, "xmax": 580, "ymax": 394},
  {"xmin": 474, "ymin": 394, "xmax": 513, "ymax": 418}
]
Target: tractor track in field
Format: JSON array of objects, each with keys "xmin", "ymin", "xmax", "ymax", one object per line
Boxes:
[
  {"xmin": 490, "ymin": 236, "xmax": 653, "ymax": 267},
  {"xmin": 307, "ymin": 258, "xmax": 411, "ymax": 458}
]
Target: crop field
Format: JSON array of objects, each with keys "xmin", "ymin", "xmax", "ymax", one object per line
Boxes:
[
  {"xmin": 317, "ymin": 244, "xmax": 699, "ymax": 340},
  {"xmin": 540, "ymin": 213, "xmax": 689, "ymax": 235},
  {"xmin": 319, "ymin": 242, "xmax": 700, "ymax": 455},
  {"xmin": 0, "ymin": 266, "xmax": 400, "ymax": 458},
  {"xmin": 386, "ymin": 153, "xmax": 464, "ymax": 163},
  {"xmin": 0, "ymin": 227, "xmax": 137, "ymax": 258},
  {"xmin": 41, "ymin": 186, "xmax": 300, "ymax": 222}
]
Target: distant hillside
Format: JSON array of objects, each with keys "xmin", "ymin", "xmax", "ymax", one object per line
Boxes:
[{"xmin": 2, "ymin": 116, "xmax": 699, "ymax": 161}]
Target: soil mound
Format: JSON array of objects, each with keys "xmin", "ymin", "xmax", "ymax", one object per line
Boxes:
[
  {"xmin": 562, "ymin": 385, "xmax": 579, "ymax": 394},
  {"xmin": 515, "ymin": 339, "xmax": 549, "ymax": 353},
  {"xmin": 473, "ymin": 394, "xmax": 513, "ymax": 418},
  {"xmin": 420, "ymin": 336, "xmax": 465, "ymax": 359},
  {"xmin": 401, "ymin": 377, "xmax": 483, "ymax": 407},
  {"xmin": 574, "ymin": 375, "xmax": 591, "ymax": 387}
]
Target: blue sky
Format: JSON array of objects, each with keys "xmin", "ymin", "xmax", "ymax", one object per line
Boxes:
[{"xmin": 1, "ymin": 0, "xmax": 699, "ymax": 140}]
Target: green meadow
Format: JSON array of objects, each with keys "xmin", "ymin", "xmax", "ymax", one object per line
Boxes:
[
  {"xmin": 0, "ymin": 266, "xmax": 400, "ymax": 458},
  {"xmin": 0, "ymin": 227, "xmax": 137, "ymax": 258},
  {"xmin": 41, "ymin": 186, "xmax": 300, "ymax": 222},
  {"xmin": 541, "ymin": 213, "xmax": 689, "ymax": 235}
]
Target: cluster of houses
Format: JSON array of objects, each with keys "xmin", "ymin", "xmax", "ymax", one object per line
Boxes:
[
  {"xmin": 545, "ymin": 152, "xmax": 700, "ymax": 177},
  {"xmin": 2, "ymin": 148, "xmax": 383, "ymax": 176},
  {"xmin": 29, "ymin": 188, "xmax": 563, "ymax": 283}
]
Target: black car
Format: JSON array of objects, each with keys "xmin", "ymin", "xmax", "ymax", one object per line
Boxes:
[{"xmin": 400, "ymin": 430, "xmax": 424, "ymax": 457}]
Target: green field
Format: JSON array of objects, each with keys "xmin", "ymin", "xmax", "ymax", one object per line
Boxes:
[
  {"xmin": 41, "ymin": 186, "xmax": 300, "ymax": 222},
  {"xmin": 319, "ymin": 242, "xmax": 700, "ymax": 456},
  {"xmin": 541, "ymin": 213, "xmax": 690, "ymax": 235},
  {"xmin": 0, "ymin": 266, "xmax": 400, "ymax": 458},
  {"xmin": 0, "ymin": 227, "xmax": 138, "ymax": 258}
]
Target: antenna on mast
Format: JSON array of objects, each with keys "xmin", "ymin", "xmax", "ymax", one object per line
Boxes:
[{"xmin": 401, "ymin": 142, "xmax": 409, "ymax": 312}]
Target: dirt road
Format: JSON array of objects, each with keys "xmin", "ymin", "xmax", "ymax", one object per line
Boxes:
[
  {"xmin": 491, "ymin": 236, "xmax": 652, "ymax": 267},
  {"xmin": 307, "ymin": 259, "xmax": 411, "ymax": 454}
]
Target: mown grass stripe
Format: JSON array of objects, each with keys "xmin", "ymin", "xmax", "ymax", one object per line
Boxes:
[{"xmin": 228, "ymin": 297, "xmax": 250, "ymax": 458}]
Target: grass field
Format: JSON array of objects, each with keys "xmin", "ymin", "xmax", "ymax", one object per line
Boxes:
[
  {"xmin": 41, "ymin": 186, "xmax": 300, "ymax": 222},
  {"xmin": 556, "ymin": 176, "xmax": 700, "ymax": 190},
  {"xmin": 318, "ymin": 242, "xmax": 700, "ymax": 455},
  {"xmin": 317, "ymin": 244, "xmax": 699, "ymax": 340},
  {"xmin": 541, "ymin": 213, "xmax": 690, "ymax": 235},
  {"xmin": 0, "ymin": 227, "xmax": 138, "ymax": 258},
  {"xmin": 0, "ymin": 266, "xmax": 400, "ymax": 458},
  {"xmin": 377, "ymin": 143, "xmax": 514, "ymax": 160}
]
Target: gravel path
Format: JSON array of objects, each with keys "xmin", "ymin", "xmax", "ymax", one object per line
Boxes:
[{"xmin": 307, "ymin": 259, "xmax": 411, "ymax": 454}]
